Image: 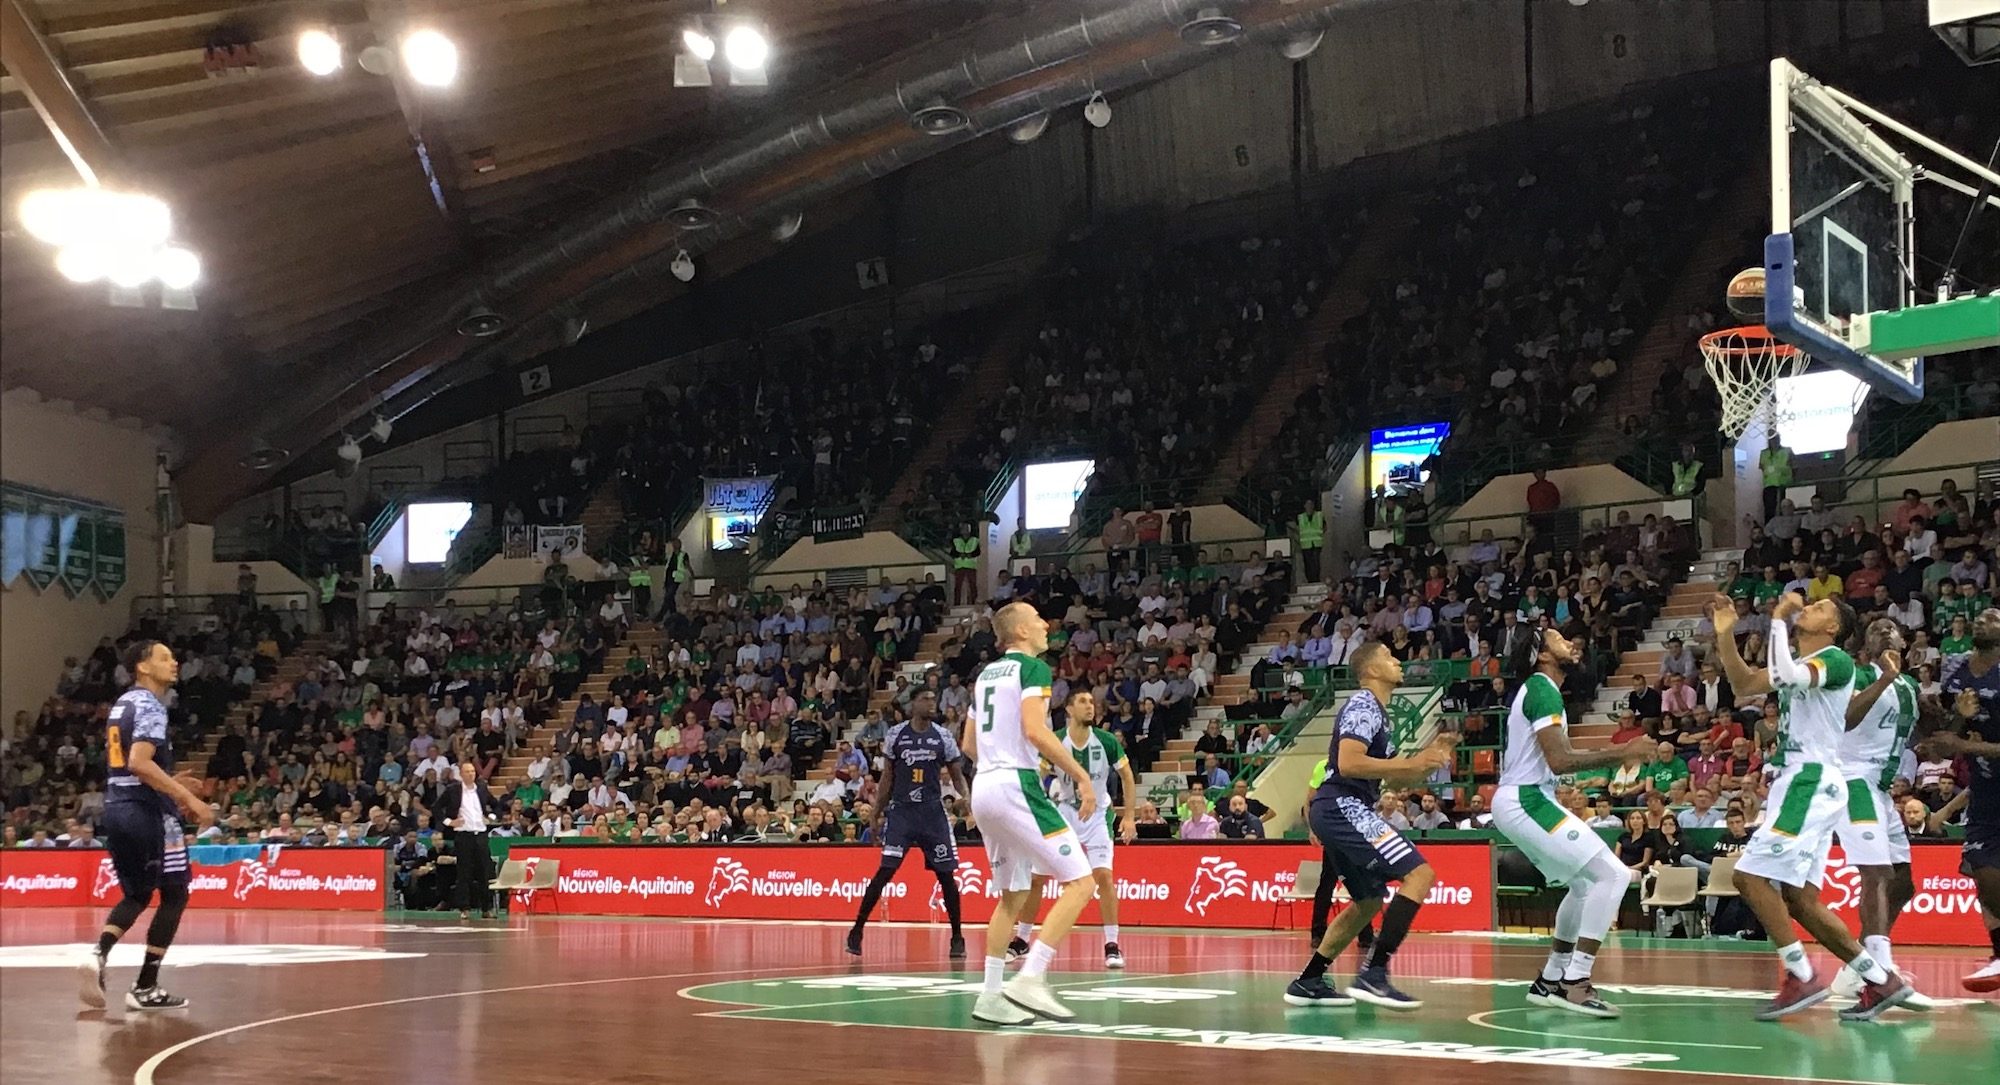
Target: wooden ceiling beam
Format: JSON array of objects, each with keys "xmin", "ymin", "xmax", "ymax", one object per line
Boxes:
[{"xmin": 0, "ymin": 0, "xmax": 122, "ymax": 183}]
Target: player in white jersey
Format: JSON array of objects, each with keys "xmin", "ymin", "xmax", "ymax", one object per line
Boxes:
[
  {"xmin": 961, "ymin": 602, "xmax": 1097, "ymax": 1026},
  {"xmin": 1013, "ymin": 689, "xmax": 1138, "ymax": 970},
  {"xmin": 1490, "ymin": 628, "xmax": 1655, "ymax": 1018},
  {"xmin": 1710, "ymin": 593, "xmax": 1915, "ymax": 1021},
  {"xmin": 1829, "ymin": 620, "xmax": 1929, "ymax": 1007}
]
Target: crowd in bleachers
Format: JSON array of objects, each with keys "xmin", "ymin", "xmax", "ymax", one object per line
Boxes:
[{"xmin": 909, "ymin": 220, "xmax": 1355, "ymax": 534}]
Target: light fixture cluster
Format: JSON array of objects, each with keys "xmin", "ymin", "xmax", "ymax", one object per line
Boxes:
[
  {"xmin": 297, "ymin": 26, "xmax": 459, "ymax": 88},
  {"xmin": 19, "ymin": 187, "xmax": 201, "ymax": 289},
  {"xmin": 675, "ymin": 22, "xmax": 769, "ymax": 87}
]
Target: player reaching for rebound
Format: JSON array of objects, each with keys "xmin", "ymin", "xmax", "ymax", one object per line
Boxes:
[
  {"xmin": 848, "ymin": 688, "xmax": 970, "ymax": 959},
  {"xmin": 1926, "ymin": 606, "xmax": 2000, "ymax": 993},
  {"xmin": 78, "ymin": 640, "xmax": 214, "ymax": 1010},
  {"xmin": 1491, "ymin": 628, "xmax": 1657, "ymax": 1018},
  {"xmin": 1709, "ymin": 593, "xmax": 1916, "ymax": 1021},
  {"xmin": 1828, "ymin": 620, "xmax": 1931, "ymax": 1008},
  {"xmin": 961, "ymin": 602, "xmax": 1099, "ymax": 1026},
  {"xmin": 1008, "ymin": 689, "xmax": 1138, "ymax": 970},
  {"xmin": 1284, "ymin": 642, "xmax": 1456, "ymax": 1010}
]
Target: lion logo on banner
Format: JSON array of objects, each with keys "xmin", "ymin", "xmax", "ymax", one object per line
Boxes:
[
  {"xmin": 92, "ymin": 858, "xmax": 119, "ymax": 901},
  {"xmin": 516, "ymin": 857, "xmax": 543, "ymax": 909},
  {"xmin": 930, "ymin": 861, "xmax": 985, "ymax": 917},
  {"xmin": 233, "ymin": 860, "xmax": 268, "ymax": 901},
  {"xmin": 706, "ymin": 857, "xmax": 750, "ymax": 909},
  {"xmin": 1820, "ymin": 855, "xmax": 1864, "ymax": 912},
  {"xmin": 1184, "ymin": 857, "xmax": 1248, "ymax": 917}
]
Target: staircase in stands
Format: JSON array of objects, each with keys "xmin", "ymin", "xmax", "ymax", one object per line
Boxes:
[
  {"xmin": 1579, "ymin": 178, "xmax": 1764, "ymax": 451},
  {"xmin": 189, "ymin": 633, "xmax": 334, "ymax": 780},
  {"xmin": 577, "ymin": 475, "xmax": 628, "ymax": 559},
  {"xmin": 491, "ymin": 622, "xmax": 663, "ymax": 793},
  {"xmin": 867, "ymin": 304, "xmax": 1046, "ymax": 533},
  {"xmin": 1569, "ymin": 547, "xmax": 1735, "ymax": 749},
  {"xmin": 1191, "ymin": 199, "xmax": 1420, "ymax": 506}
]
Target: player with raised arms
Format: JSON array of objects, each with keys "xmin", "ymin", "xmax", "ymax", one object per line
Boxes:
[
  {"xmin": 1927, "ymin": 607, "xmax": 2000, "ymax": 992},
  {"xmin": 1709, "ymin": 592, "xmax": 1915, "ymax": 1020},
  {"xmin": 961, "ymin": 602, "xmax": 1099, "ymax": 1026},
  {"xmin": 78, "ymin": 639, "xmax": 215, "ymax": 1011},
  {"xmin": 1010, "ymin": 688, "xmax": 1139, "ymax": 970},
  {"xmin": 1491, "ymin": 627, "xmax": 1657, "ymax": 1017},
  {"xmin": 1828, "ymin": 619, "xmax": 1932, "ymax": 1008},
  {"xmin": 847, "ymin": 687, "xmax": 970, "ymax": 960},
  {"xmin": 1283, "ymin": 641, "xmax": 1455, "ymax": 1010}
]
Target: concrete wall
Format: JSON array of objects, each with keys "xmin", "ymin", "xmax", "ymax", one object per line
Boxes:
[
  {"xmin": 1325, "ymin": 446, "xmax": 1370, "ymax": 579},
  {"xmin": 1, "ymin": 391, "xmax": 164, "ymax": 735},
  {"xmin": 371, "ymin": 508, "xmax": 409, "ymax": 589},
  {"xmin": 1439, "ymin": 465, "xmax": 1693, "ymax": 547}
]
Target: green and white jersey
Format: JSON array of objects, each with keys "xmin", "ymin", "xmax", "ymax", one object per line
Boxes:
[
  {"xmin": 1839, "ymin": 663, "xmax": 1918, "ymax": 791},
  {"xmin": 1499, "ymin": 672, "xmax": 1566, "ymax": 789},
  {"xmin": 1771, "ymin": 645, "xmax": 1856, "ymax": 772},
  {"xmin": 972, "ymin": 650, "xmax": 1052, "ymax": 774},
  {"xmin": 1050, "ymin": 726, "xmax": 1126, "ymax": 826}
]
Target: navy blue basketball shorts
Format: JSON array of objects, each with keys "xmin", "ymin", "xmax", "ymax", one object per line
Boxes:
[{"xmin": 1308, "ymin": 794, "xmax": 1426, "ymax": 900}]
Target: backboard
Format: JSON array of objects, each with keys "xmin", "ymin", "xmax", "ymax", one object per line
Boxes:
[{"xmin": 1765, "ymin": 57, "xmax": 1923, "ymax": 404}]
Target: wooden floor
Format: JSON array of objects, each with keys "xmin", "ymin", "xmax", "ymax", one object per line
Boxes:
[{"xmin": 4, "ymin": 909, "xmax": 1996, "ymax": 1085}]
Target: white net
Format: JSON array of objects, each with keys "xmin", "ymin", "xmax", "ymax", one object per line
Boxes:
[{"xmin": 1699, "ymin": 327, "xmax": 1811, "ymax": 440}]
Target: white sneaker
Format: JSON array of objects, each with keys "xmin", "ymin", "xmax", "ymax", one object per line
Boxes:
[
  {"xmin": 1965, "ymin": 958, "xmax": 2000, "ymax": 994},
  {"xmin": 1003, "ymin": 974, "xmax": 1076, "ymax": 1021},
  {"xmin": 973, "ymin": 991, "xmax": 1035, "ymax": 1026},
  {"xmin": 1831, "ymin": 966, "xmax": 1864, "ymax": 998},
  {"xmin": 1104, "ymin": 942, "xmax": 1125, "ymax": 970},
  {"xmin": 78, "ymin": 950, "xmax": 106, "ymax": 1009}
]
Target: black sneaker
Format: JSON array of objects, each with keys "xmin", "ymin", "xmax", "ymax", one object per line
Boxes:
[
  {"xmin": 126, "ymin": 986, "xmax": 189, "ymax": 1011},
  {"xmin": 1349, "ymin": 967, "xmax": 1422, "ymax": 1011},
  {"xmin": 1283, "ymin": 975, "xmax": 1355, "ymax": 1007},
  {"xmin": 1103, "ymin": 942, "xmax": 1125, "ymax": 970},
  {"xmin": 948, "ymin": 936, "xmax": 967, "ymax": 960},
  {"xmin": 845, "ymin": 929, "xmax": 863, "ymax": 957},
  {"xmin": 1526, "ymin": 975, "xmax": 1562, "ymax": 1007},
  {"xmin": 1005, "ymin": 937, "xmax": 1030, "ymax": 963},
  {"xmin": 1553, "ymin": 979, "xmax": 1621, "ymax": 1019}
]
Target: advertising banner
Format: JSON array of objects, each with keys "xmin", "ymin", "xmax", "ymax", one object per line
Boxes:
[
  {"xmin": 1805, "ymin": 844, "xmax": 1984, "ymax": 946},
  {"xmin": 0, "ymin": 848, "xmax": 387, "ymax": 911},
  {"xmin": 503, "ymin": 842, "xmax": 1495, "ymax": 932}
]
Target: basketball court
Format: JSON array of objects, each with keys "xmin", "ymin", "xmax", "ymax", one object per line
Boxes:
[{"xmin": 3, "ymin": 909, "xmax": 1994, "ymax": 1085}]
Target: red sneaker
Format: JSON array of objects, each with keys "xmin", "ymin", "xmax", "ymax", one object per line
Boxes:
[
  {"xmin": 1837, "ymin": 972, "xmax": 1914, "ymax": 1022},
  {"xmin": 1755, "ymin": 970, "xmax": 1830, "ymax": 1021}
]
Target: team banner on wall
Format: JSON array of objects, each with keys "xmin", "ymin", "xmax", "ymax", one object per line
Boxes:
[
  {"xmin": 808, "ymin": 504, "xmax": 867, "ymax": 542},
  {"xmin": 0, "ymin": 482, "xmax": 127, "ymax": 599},
  {"xmin": 534, "ymin": 525, "xmax": 585, "ymax": 562},
  {"xmin": 1805, "ymin": 844, "xmax": 1984, "ymax": 946},
  {"xmin": 0, "ymin": 847, "xmax": 387, "ymax": 911},
  {"xmin": 502, "ymin": 842, "xmax": 1495, "ymax": 932}
]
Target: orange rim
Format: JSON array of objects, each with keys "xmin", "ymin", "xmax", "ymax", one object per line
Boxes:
[{"xmin": 1698, "ymin": 326, "xmax": 1803, "ymax": 358}]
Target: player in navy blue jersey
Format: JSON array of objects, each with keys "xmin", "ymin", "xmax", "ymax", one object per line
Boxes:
[
  {"xmin": 1283, "ymin": 642, "xmax": 1456, "ymax": 1011},
  {"xmin": 1929, "ymin": 608, "xmax": 2000, "ymax": 992},
  {"xmin": 848, "ymin": 688, "xmax": 970, "ymax": 958},
  {"xmin": 79, "ymin": 639, "xmax": 213, "ymax": 1011}
]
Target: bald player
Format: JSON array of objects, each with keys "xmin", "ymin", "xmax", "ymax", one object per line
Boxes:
[{"xmin": 962, "ymin": 602, "xmax": 1098, "ymax": 1026}]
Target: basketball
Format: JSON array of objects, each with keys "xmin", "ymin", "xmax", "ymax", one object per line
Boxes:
[{"xmin": 1725, "ymin": 266, "xmax": 1766, "ymax": 321}]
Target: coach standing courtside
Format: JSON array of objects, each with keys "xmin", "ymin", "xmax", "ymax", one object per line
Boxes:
[{"xmin": 440, "ymin": 762, "xmax": 501, "ymax": 919}]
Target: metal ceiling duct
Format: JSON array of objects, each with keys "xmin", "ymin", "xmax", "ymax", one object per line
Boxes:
[{"xmin": 206, "ymin": 0, "xmax": 1375, "ymax": 507}]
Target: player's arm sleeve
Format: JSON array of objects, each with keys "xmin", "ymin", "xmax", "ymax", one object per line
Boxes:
[
  {"xmin": 1767, "ymin": 619, "xmax": 1810, "ymax": 688},
  {"xmin": 940, "ymin": 728, "xmax": 963, "ymax": 762},
  {"xmin": 1523, "ymin": 676, "xmax": 1565, "ymax": 732},
  {"xmin": 1020, "ymin": 657, "xmax": 1053, "ymax": 700}
]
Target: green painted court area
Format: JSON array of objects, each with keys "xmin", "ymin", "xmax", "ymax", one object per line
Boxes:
[{"xmin": 682, "ymin": 970, "xmax": 2000, "ymax": 1084}]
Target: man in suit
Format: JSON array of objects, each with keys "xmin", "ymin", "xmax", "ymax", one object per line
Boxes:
[{"xmin": 438, "ymin": 762, "xmax": 501, "ymax": 919}]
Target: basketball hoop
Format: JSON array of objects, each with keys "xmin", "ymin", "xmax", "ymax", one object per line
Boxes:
[{"xmin": 1699, "ymin": 326, "xmax": 1810, "ymax": 440}]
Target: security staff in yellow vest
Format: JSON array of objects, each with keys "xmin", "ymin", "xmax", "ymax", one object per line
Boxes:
[
  {"xmin": 1670, "ymin": 443, "xmax": 1703, "ymax": 498},
  {"xmin": 627, "ymin": 564, "xmax": 652, "ymax": 619},
  {"xmin": 1009, "ymin": 518, "xmax": 1033, "ymax": 562},
  {"xmin": 1758, "ymin": 440, "xmax": 1792, "ymax": 522},
  {"xmin": 1294, "ymin": 499, "xmax": 1326, "ymax": 583},
  {"xmin": 662, "ymin": 538, "xmax": 692, "ymax": 615},
  {"xmin": 949, "ymin": 522, "xmax": 980, "ymax": 607}
]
